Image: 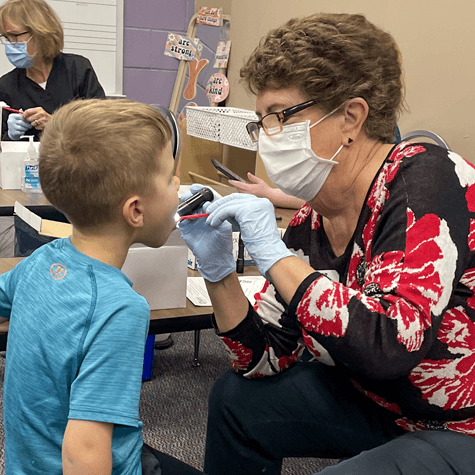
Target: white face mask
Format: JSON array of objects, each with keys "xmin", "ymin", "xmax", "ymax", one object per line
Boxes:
[{"xmin": 258, "ymin": 110, "xmax": 343, "ymax": 202}]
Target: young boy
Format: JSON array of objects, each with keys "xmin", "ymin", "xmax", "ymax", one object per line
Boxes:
[{"xmin": 0, "ymin": 99, "xmax": 203, "ymax": 474}]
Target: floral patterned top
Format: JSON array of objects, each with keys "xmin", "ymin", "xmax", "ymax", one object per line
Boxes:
[{"xmin": 217, "ymin": 142, "xmax": 475, "ymax": 437}]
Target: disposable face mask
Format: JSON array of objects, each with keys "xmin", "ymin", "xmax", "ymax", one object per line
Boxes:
[
  {"xmin": 258, "ymin": 111, "xmax": 343, "ymax": 202},
  {"xmin": 4, "ymin": 41, "xmax": 34, "ymax": 69}
]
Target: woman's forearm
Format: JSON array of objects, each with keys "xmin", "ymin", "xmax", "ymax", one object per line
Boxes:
[
  {"xmin": 269, "ymin": 188, "xmax": 305, "ymax": 209},
  {"xmin": 205, "ymin": 271, "xmax": 249, "ymax": 333},
  {"xmin": 268, "ymin": 256, "xmax": 315, "ymax": 304}
]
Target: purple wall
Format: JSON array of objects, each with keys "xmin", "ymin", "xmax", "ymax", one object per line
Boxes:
[
  {"xmin": 123, "ymin": 0, "xmax": 196, "ymax": 107},
  {"xmin": 123, "ymin": 0, "xmax": 225, "ymax": 115}
]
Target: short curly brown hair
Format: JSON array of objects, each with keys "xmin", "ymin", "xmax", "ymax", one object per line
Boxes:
[{"xmin": 240, "ymin": 13, "xmax": 404, "ymax": 143}]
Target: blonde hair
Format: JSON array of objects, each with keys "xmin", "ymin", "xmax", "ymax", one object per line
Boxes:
[
  {"xmin": 0, "ymin": 0, "xmax": 63, "ymax": 61},
  {"xmin": 39, "ymin": 99, "xmax": 172, "ymax": 230},
  {"xmin": 240, "ymin": 13, "xmax": 404, "ymax": 143}
]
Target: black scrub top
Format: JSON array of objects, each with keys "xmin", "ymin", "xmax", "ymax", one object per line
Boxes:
[{"xmin": 0, "ymin": 52, "xmax": 106, "ymax": 140}]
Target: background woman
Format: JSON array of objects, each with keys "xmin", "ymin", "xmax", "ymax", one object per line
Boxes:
[
  {"xmin": 179, "ymin": 13, "xmax": 475, "ymax": 475},
  {"xmin": 0, "ymin": 0, "xmax": 105, "ymax": 140}
]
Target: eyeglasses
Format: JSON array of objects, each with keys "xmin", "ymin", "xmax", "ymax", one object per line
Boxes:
[
  {"xmin": 0, "ymin": 31, "xmax": 30, "ymax": 44},
  {"xmin": 246, "ymin": 99, "xmax": 317, "ymax": 143}
]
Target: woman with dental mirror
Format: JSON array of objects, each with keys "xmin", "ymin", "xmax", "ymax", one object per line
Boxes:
[
  {"xmin": 0, "ymin": 0, "xmax": 105, "ymax": 141},
  {"xmin": 179, "ymin": 12, "xmax": 475, "ymax": 475}
]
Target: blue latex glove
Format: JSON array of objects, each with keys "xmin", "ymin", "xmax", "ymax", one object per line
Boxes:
[
  {"xmin": 7, "ymin": 113, "xmax": 32, "ymax": 140},
  {"xmin": 206, "ymin": 194, "xmax": 294, "ymax": 278},
  {"xmin": 178, "ymin": 184, "xmax": 236, "ymax": 282}
]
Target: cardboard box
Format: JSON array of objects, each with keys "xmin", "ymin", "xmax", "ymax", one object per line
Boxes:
[
  {"xmin": 0, "ymin": 141, "xmax": 40, "ymax": 190},
  {"xmin": 13, "ymin": 202, "xmax": 188, "ymax": 310}
]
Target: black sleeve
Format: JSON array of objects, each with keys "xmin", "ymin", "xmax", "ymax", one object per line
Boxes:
[{"xmin": 76, "ymin": 57, "xmax": 106, "ymax": 99}]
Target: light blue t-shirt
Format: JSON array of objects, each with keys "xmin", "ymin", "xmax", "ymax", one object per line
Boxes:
[{"xmin": 0, "ymin": 238, "xmax": 150, "ymax": 474}]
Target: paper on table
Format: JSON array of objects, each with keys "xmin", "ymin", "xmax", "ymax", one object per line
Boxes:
[{"xmin": 187, "ymin": 276, "xmax": 266, "ymax": 307}]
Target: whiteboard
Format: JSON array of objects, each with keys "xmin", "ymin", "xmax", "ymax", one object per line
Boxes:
[{"xmin": 0, "ymin": 0, "xmax": 123, "ymax": 96}]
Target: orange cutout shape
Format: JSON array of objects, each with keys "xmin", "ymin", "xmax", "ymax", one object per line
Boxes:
[{"xmin": 184, "ymin": 58, "xmax": 209, "ymax": 100}]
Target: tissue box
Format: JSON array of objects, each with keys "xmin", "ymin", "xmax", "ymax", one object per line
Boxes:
[
  {"xmin": 121, "ymin": 229, "xmax": 188, "ymax": 310},
  {"xmin": 13, "ymin": 202, "xmax": 188, "ymax": 310},
  {"xmin": 0, "ymin": 141, "xmax": 40, "ymax": 190}
]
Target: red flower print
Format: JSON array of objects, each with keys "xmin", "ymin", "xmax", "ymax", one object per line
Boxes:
[
  {"xmin": 253, "ymin": 280, "xmax": 286, "ymax": 317},
  {"xmin": 364, "ymin": 250, "xmax": 403, "ymax": 293},
  {"xmin": 363, "ymin": 144, "xmax": 426, "ymax": 259},
  {"xmin": 395, "ymin": 416, "xmax": 475, "ymax": 436},
  {"xmin": 393, "ymin": 144, "xmax": 427, "ymax": 162},
  {"xmin": 297, "ymin": 276, "xmax": 352, "ymax": 338},
  {"xmin": 362, "ymin": 213, "xmax": 380, "ymax": 261},
  {"xmin": 372, "ymin": 210, "xmax": 456, "ymax": 352},
  {"xmin": 469, "ymin": 220, "xmax": 475, "ymax": 251},
  {"xmin": 395, "ymin": 418, "xmax": 427, "ymax": 432},
  {"xmin": 278, "ymin": 352, "xmax": 300, "ymax": 371},
  {"xmin": 252, "ymin": 373, "xmax": 267, "ymax": 378},
  {"xmin": 346, "ymin": 243, "xmax": 364, "ymax": 290},
  {"xmin": 301, "ymin": 330, "xmax": 335, "ymax": 366},
  {"xmin": 364, "ymin": 163, "xmax": 398, "ymax": 258},
  {"xmin": 311, "ymin": 212, "xmax": 321, "ymax": 231},
  {"xmin": 302, "ymin": 331, "xmax": 321, "ymax": 358},
  {"xmin": 221, "ymin": 336, "xmax": 253, "ymax": 372},
  {"xmin": 288, "ymin": 204, "xmax": 320, "ymax": 230},
  {"xmin": 466, "ymin": 184, "xmax": 475, "ymax": 213},
  {"xmin": 357, "ymin": 294, "xmax": 386, "ymax": 315},
  {"xmin": 403, "ymin": 210, "xmax": 456, "ymax": 319},
  {"xmin": 447, "ymin": 151, "xmax": 475, "ymax": 189},
  {"xmin": 460, "ymin": 268, "xmax": 475, "ymax": 311},
  {"xmin": 446, "ymin": 418, "xmax": 475, "ymax": 436},
  {"xmin": 252, "ymin": 280, "xmax": 271, "ymax": 311},
  {"xmin": 409, "ymin": 307, "xmax": 475, "ymax": 411},
  {"xmin": 350, "ymin": 379, "xmax": 401, "ymax": 414},
  {"xmin": 289, "ymin": 204, "xmax": 312, "ymax": 227}
]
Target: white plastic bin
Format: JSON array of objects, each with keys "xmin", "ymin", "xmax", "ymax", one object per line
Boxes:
[{"xmin": 186, "ymin": 106, "xmax": 258, "ymax": 151}]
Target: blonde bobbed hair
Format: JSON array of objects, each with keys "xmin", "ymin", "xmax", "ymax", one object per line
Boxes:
[{"xmin": 0, "ymin": 0, "xmax": 63, "ymax": 61}]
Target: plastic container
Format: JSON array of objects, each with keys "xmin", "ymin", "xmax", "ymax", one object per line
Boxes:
[
  {"xmin": 21, "ymin": 136, "xmax": 41, "ymax": 193},
  {"xmin": 142, "ymin": 334, "xmax": 155, "ymax": 381},
  {"xmin": 219, "ymin": 108, "xmax": 259, "ymax": 151},
  {"xmin": 185, "ymin": 106, "xmax": 224, "ymax": 143},
  {"xmin": 185, "ymin": 106, "xmax": 258, "ymax": 151}
]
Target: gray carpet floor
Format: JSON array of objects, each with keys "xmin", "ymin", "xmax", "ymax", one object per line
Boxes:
[{"xmin": 0, "ymin": 329, "xmax": 339, "ymax": 474}]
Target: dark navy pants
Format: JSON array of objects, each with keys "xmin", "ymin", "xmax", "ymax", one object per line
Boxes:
[
  {"xmin": 204, "ymin": 362, "xmax": 475, "ymax": 475},
  {"xmin": 142, "ymin": 443, "xmax": 204, "ymax": 475}
]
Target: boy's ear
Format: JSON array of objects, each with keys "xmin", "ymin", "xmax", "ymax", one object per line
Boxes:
[
  {"xmin": 122, "ymin": 195, "xmax": 145, "ymax": 228},
  {"xmin": 341, "ymin": 97, "xmax": 368, "ymax": 143}
]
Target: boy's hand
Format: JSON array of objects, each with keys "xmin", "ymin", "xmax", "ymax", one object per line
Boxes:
[{"xmin": 62, "ymin": 419, "xmax": 113, "ymax": 475}]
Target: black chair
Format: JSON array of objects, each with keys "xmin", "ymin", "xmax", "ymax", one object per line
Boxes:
[
  {"xmin": 149, "ymin": 105, "xmax": 182, "ymax": 161},
  {"xmin": 401, "ymin": 130, "xmax": 450, "ymax": 150}
]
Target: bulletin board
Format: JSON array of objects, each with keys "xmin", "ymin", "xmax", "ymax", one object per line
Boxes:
[
  {"xmin": 169, "ymin": 11, "xmax": 231, "ymax": 115},
  {"xmin": 0, "ymin": 0, "xmax": 124, "ymax": 96},
  {"xmin": 168, "ymin": 10, "xmax": 234, "ymax": 185}
]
